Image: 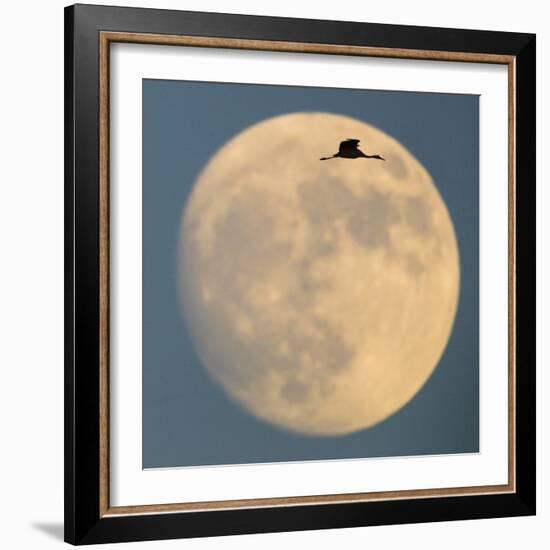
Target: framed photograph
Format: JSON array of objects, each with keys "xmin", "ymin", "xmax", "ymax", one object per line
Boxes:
[{"xmin": 64, "ymin": 3, "xmax": 536, "ymax": 545}]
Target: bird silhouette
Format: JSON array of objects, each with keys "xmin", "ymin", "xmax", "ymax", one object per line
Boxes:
[{"xmin": 320, "ymin": 139, "xmax": 385, "ymax": 161}]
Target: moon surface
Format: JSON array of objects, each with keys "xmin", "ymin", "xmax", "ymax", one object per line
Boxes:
[{"xmin": 179, "ymin": 112, "xmax": 459, "ymax": 436}]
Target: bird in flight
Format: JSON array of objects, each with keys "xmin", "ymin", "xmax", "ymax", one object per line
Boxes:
[{"xmin": 320, "ymin": 139, "xmax": 385, "ymax": 161}]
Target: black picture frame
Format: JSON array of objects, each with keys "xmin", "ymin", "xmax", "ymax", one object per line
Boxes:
[{"xmin": 65, "ymin": 3, "xmax": 536, "ymax": 545}]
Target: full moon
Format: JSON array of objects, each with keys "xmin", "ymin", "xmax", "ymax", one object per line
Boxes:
[{"xmin": 179, "ymin": 112, "xmax": 459, "ymax": 436}]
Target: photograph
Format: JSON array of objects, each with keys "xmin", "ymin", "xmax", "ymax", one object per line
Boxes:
[
  {"xmin": 1, "ymin": 0, "xmax": 546, "ymax": 548},
  {"xmin": 142, "ymin": 80, "xmax": 480, "ymax": 469},
  {"xmin": 56, "ymin": 1, "xmax": 538, "ymax": 546}
]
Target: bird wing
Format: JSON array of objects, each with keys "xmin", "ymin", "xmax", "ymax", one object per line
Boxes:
[{"xmin": 339, "ymin": 139, "xmax": 360, "ymax": 153}]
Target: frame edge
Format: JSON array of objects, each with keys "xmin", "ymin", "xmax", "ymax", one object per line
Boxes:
[{"xmin": 64, "ymin": 4, "xmax": 76, "ymax": 545}]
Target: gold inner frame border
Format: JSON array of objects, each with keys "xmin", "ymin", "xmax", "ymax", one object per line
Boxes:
[{"xmin": 98, "ymin": 31, "xmax": 516, "ymax": 518}]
